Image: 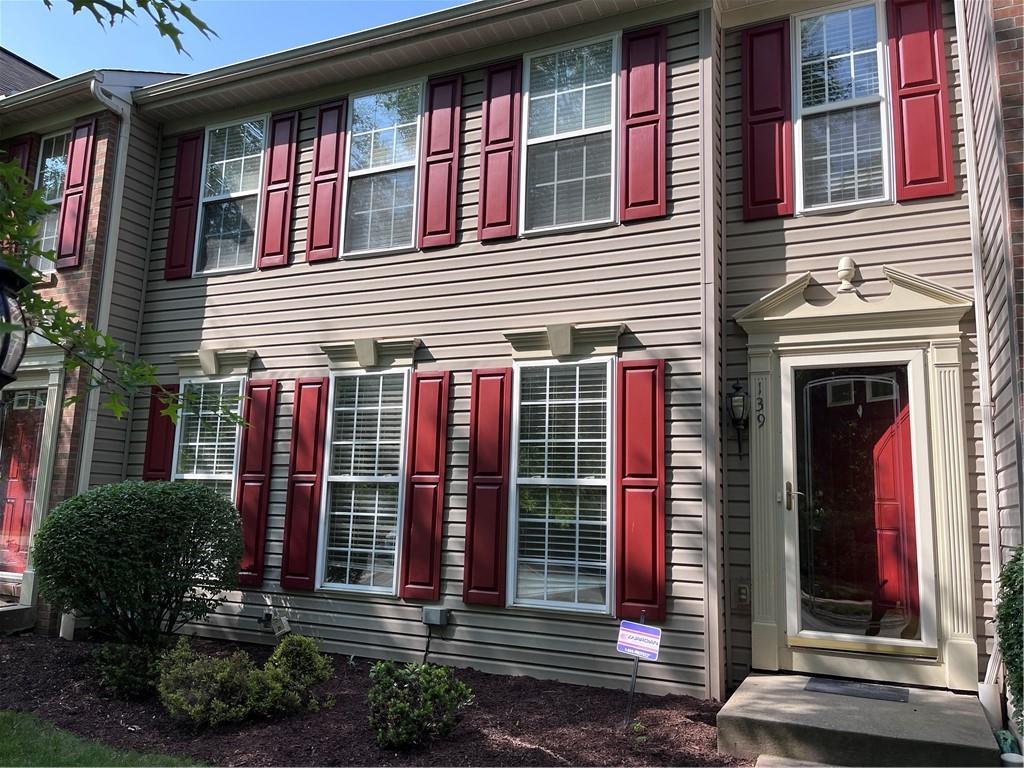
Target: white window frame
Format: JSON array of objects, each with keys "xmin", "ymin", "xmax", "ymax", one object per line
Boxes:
[
  {"xmin": 33, "ymin": 128, "xmax": 71, "ymax": 273},
  {"xmin": 792, "ymin": 0, "xmax": 893, "ymax": 215},
  {"xmin": 191, "ymin": 114, "xmax": 269, "ymax": 276},
  {"xmin": 315, "ymin": 367, "xmax": 411, "ymax": 594},
  {"xmin": 506, "ymin": 355, "xmax": 615, "ymax": 614},
  {"xmin": 169, "ymin": 375, "xmax": 246, "ymax": 501},
  {"xmin": 340, "ymin": 80, "xmax": 425, "ymax": 258},
  {"xmin": 519, "ymin": 34, "xmax": 620, "ymax": 237}
]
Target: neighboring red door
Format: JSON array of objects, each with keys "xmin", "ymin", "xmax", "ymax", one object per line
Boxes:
[
  {"xmin": 0, "ymin": 391, "xmax": 47, "ymax": 575},
  {"xmin": 872, "ymin": 405, "xmax": 919, "ymax": 618}
]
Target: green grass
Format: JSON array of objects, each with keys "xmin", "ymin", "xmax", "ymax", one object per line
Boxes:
[{"xmin": 0, "ymin": 711, "xmax": 198, "ymax": 767}]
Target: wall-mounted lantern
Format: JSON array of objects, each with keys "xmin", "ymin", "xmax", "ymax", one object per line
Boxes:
[{"xmin": 728, "ymin": 380, "xmax": 750, "ymax": 458}]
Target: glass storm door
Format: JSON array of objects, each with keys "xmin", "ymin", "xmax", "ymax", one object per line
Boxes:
[
  {"xmin": 790, "ymin": 365, "xmax": 923, "ymax": 645},
  {"xmin": 0, "ymin": 389, "xmax": 48, "ymax": 578}
]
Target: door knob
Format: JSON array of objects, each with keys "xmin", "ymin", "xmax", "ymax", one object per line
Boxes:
[{"xmin": 785, "ymin": 481, "xmax": 804, "ymax": 511}]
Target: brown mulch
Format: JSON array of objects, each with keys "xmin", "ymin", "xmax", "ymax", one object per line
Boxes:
[{"xmin": 0, "ymin": 633, "xmax": 747, "ymax": 767}]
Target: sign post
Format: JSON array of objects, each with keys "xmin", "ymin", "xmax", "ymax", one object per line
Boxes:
[{"xmin": 616, "ymin": 611, "xmax": 661, "ymax": 728}]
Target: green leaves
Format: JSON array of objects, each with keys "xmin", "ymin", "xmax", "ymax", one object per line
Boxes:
[
  {"xmin": 996, "ymin": 548, "xmax": 1022, "ymax": 731},
  {"xmin": 46, "ymin": 0, "xmax": 216, "ymax": 55},
  {"xmin": 367, "ymin": 661, "xmax": 474, "ymax": 750}
]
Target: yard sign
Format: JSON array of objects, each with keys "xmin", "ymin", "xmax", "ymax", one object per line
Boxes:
[{"xmin": 617, "ymin": 620, "xmax": 662, "ymax": 662}]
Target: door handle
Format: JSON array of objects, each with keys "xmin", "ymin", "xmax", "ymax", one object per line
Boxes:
[{"xmin": 785, "ymin": 481, "xmax": 804, "ymax": 511}]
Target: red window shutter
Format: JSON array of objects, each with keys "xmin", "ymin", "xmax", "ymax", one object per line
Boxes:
[
  {"xmin": 477, "ymin": 60, "xmax": 521, "ymax": 241},
  {"xmin": 615, "ymin": 359, "xmax": 665, "ymax": 621},
  {"xmin": 306, "ymin": 100, "xmax": 347, "ymax": 263},
  {"xmin": 620, "ymin": 26, "xmax": 668, "ymax": 221},
  {"xmin": 463, "ymin": 368, "xmax": 512, "ymax": 605},
  {"xmin": 741, "ymin": 21, "xmax": 794, "ymax": 220},
  {"xmin": 2, "ymin": 135, "xmax": 37, "ymax": 179},
  {"xmin": 887, "ymin": 0, "xmax": 954, "ymax": 200},
  {"xmin": 236, "ymin": 380, "xmax": 279, "ymax": 587},
  {"xmin": 165, "ymin": 131, "xmax": 204, "ymax": 280},
  {"xmin": 399, "ymin": 371, "xmax": 451, "ymax": 601},
  {"xmin": 142, "ymin": 385, "xmax": 179, "ymax": 481},
  {"xmin": 257, "ymin": 112, "xmax": 299, "ymax": 269},
  {"xmin": 418, "ymin": 75, "xmax": 463, "ymax": 249},
  {"xmin": 54, "ymin": 119, "xmax": 96, "ymax": 269},
  {"xmin": 280, "ymin": 377, "xmax": 329, "ymax": 590}
]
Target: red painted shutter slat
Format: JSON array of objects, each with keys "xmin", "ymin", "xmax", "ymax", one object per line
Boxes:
[
  {"xmin": 306, "ymin": 100, "xmax": 347, "ymax": 263},
  {"xmin": 165, "ymin": 131, "xmax": 204, "ymax": 280},
  {"xmin": 463, "ymin": 368, "xmax": 512, "ymax": 606},
  {"xmin": 418, "ymin": 75, "xmax": 462, "ymax": 249},
  {"xmin": 615, "ymin": 359, "xmax": 665, "ymax": 621},
  {"xmin": 257, "ymin": 112, "xmax": 299, "ymax": 269},
  {"xmin": 55, "ymin": 119, "xmax": 96, "ymax": 269},
  {"xmin": 2, "ymin": 135, "xmax": 37, "ymax": 179},
  {"xmin": 399, "ymin": 371, "xmax": 450, "ymax": 601},
  {"xmin": 142, "ymin": 385, "xmax": 179, "ymax": 481},
  {"xmin": 478, "ymin": 60, "xmax": 521, "ymax": 241},
  {"xmin": 741, "ymin": 21, "xmax": 794, "ymax": 220},
  {"xmin": 281, "ymin": 377, "xmax": 329, "ymax": 590},
  {"xmin": 887, "ymin": 0, "xmax": 954, "ymax": 200},
  {"xmin": 237, "ymin": 380, "xmax": 278, "ymax": 587},
  {"xmin": 620, "ymin": 26, "xmax": 668, "ymax": 221}
]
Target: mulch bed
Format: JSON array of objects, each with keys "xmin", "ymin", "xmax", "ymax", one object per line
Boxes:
[{"xmin": 0, "ymin": 633, "xmax": 747, "ymax": 767}]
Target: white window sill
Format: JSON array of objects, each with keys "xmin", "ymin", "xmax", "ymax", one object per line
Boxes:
[
  {"xmin": 521, "ymin": 218, "xmax": 617, "ymax": 238},
  {"xmin": 192, "ymin": 264, "xmax": 256, "ymax": 279},
  {"xmin": 508, "ymin": 598, "xmax": 611, "ymax": 616},
  {"xmin": 342, "ymin": 244, "xmax": 418, "ymax": 260},
  {"xmin": 796, "ymin": 195, "xmax": 894, "ymax": 217},
  {"xmin": 316, "ymin": 583, "xmax": 397, "ymax": 597}
]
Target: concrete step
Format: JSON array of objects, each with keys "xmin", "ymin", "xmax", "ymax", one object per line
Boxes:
[
  {"xmin": 718, "ymin": 674, "xmax": 1001, "ymax": 767},
  {"xmin": 0, "ymin": 605, "xmax": 35, "ymax": 634}
]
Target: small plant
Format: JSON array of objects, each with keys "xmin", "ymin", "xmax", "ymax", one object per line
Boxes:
[
  {"xmin": 265, "ymin": 634, "xmax": 333, "ymax": 691},
  {"xmin": 997, "ymin": 547, "xmax": 1022, "ymax": 731},
  {"xmin": 367, "ymin": 661, "xmax": 473, "ymax": 750},
  {"xmin": 93, "ymin": 643, "xmax": 161, "ymax": 699}
]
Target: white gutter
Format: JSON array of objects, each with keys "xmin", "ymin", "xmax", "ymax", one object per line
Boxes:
[{"xmin": 75, "ymin": 73, "xmax": 133, "ymax": 494}]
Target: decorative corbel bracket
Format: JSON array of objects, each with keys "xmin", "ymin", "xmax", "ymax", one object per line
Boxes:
[
  {"xmin": 174, "ymin": 347, "xmax": 256, "ymax": 377},
  {"xmin": 320, "ymin": 337, "xmax": 422, "ymax": 369},
  {"xmin": 503, "ymin": 322, "xmax": 626, "ymax": 359}
]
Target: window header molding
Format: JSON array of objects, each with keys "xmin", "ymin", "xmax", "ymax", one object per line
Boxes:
[
  {"xmin": 320, "ymin": 337, "xmax": 421, "ymax": 369},
  {"xmin": 174, "ymin": 347, "xmax": 256, "ymax": 377},
  {"xmin": 503, "ymin": 321, "xmax": 626, "ymax": 359}
]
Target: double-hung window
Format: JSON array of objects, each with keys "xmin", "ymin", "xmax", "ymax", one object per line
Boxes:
[
  {"xmin": 510, "ymin": 359, "xmax": 613, "ymax": 611},
  {"xmin": 344, "ymin": 84, "xmax": 423, "ymax": 254},
  {"xmin": 795, "ymin": 2, "xmax": 889, "ymax": 210},
  {"xmin": 320, "ymin": 370, "xmax": 409, "ymax": 592},
  {"xmin": 523, "ymin": 39, "xmax": 616, "ymax": 233},
  {"xmin": 34, "ymin": 131, "xmax": 70, "ymax": 272},
  {"xmin": 172, "ymin": 378, "xmax": 244, "ymax": 499},
  {"xmin": 195, "ymin": 118, "xmax": 267, "ymax": 274}
]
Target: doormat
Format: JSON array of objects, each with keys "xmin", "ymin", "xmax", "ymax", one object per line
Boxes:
[{"xmin": 804, "ymin": 677, "xmax": 910, "ymax": 703}]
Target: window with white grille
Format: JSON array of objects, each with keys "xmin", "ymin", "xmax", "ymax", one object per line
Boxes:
[
  {"xmin": 344, "ymin": 84, "xmax": 422, "ymax": 254},
  {"xmin": 510, "ymin": 359, "xmax": 612, "ymax": 611},
  {"xmin": 172, "ymin": 379, "xmax": 244, "ymax": 499},
  {"xmin": 195, "ymin": 118, "xmax": 266, "ymax": 273},
  {"xmin": 320, "ymin": 370, "xmax": 408, "ymax": 592},
  {"xmin": 795, "ymin": 2, "xmax": 889, "ymax": 211},
  {"xmin": 523, "ymin": 39, "xmax": 616, "ymax": 233},
  {"xmin": 34, "ymin": 130, "xmax": 70, "ymax": 272}
]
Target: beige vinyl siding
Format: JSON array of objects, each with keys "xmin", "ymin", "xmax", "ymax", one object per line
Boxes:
[
  {"xmin": 88, "ymin": 116, "xmax": 162, "ymax": 488},
  {"xmin": 721, "ymin": 0, "xmax": 992, "ymax": 684},
  {"xmin": 128, "ymin": 13, "xmax": 711, "ymax": 697}
]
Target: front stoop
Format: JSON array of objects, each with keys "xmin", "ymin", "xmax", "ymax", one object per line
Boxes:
[
  {"xmin": 718, "ymin": 674, "xmax": 1001, "ymax": 767},
  {"xmin": 0, "ymin": 605, "xmax": 35, "ymax": 634}
]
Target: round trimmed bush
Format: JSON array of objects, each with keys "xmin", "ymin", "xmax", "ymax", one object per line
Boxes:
[
  {"xmin": 32, "ymin": 481, "xmax": 242, "ymax": 646},
  {"xmin": 367, "ymin": 661, "xmax": 473, "ymax": 750}
]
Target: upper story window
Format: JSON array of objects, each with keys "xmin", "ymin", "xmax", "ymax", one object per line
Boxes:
[
  {"xmin": 34, "ymin": 131, "xmax": 70, "ymax": 271},
  {"xmin": 523, "ymin": 39, "xmax": 616, "ymax": 233},
  {"xmin": 172, "ymin": 378, "xmax": 244, "ymax": 499},
  {"xmin": 510, "ymin": 359, "xmax": 613, "ymax": 612},
  {"xmin": 795, "ymin": 3, "xmax": 889, "ymax": 211},
  {"xmin": 195, "ymin": 118, "xmax": 267, "ymax": 274},
  {"xmin": 344, "ymin": 84, "xmax": 423, "ymax": 254},
  {"xmin": 320, "ymin": 370, "xmax": 409, "ymax": 592}
]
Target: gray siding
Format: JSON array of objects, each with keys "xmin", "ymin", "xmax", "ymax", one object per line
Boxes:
[
  {"xmin": 720, "ymin": 0, "xmax": 991, "ymax": 684},
  {"xmin": 128, "ymin": 12, "xmax": 713, "ymax": 697}
]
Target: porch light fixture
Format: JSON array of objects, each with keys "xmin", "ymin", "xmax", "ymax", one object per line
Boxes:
[
  {"xmin": 728, "ymin": 380, "xmax": 750, "ymax": 457},
  {"xmin": 0, "ymin": 264, "xmax": 29, "ymax": 390}
]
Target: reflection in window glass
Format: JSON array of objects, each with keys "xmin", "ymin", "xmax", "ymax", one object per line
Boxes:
[{"xmin": 34, "ymin": 132, "xmax": 70, "ymax": 270}]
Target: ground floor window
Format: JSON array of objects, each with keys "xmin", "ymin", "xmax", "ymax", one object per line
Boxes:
[
  {"xmin": 0, "ymin": 388, "xmax": 48, "ymax": 577},
  {"xmin": 172, "ymin": 378, "xmax": 244, "ymax": 499},
  {"xmin": 320, "ymin": 370, "xmax": 408, "ymax": 592},
  {"xmin": 511, "ymin": 359, "xmax": 612, "ymax": 611}
]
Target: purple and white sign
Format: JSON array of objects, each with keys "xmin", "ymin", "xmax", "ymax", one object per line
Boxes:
[{"xmin": 616, "ymin": 620, "xmax": 662, "ymax": 662}]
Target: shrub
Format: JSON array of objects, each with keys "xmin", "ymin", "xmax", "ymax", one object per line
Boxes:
[
  {"xmin": 93, "ymin": 643, "xmax": 161, "ymax": 699},
  {"xmin": 997, "ymin": 547, "xmax": 1022, "ymax": 731},
  {"xmin": 367, "ymin": 661, "xmax": 473, "ymax": 750},
  {"xmin": 32, "ymin": 481, "xmax": 242, "ymax": 647},
  {"xmin": 265, "ymin": 634, "xmax": 333, "ymax": 691}
]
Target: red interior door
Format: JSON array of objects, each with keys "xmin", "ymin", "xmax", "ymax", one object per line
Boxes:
[{"xmin": 0, "ymin": 393, "xmax": 46, "ymax": 575}]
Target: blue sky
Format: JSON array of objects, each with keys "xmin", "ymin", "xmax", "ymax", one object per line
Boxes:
[{"xmin": 0, "ymin": 0, "xmax": 463, "ymax": 79}]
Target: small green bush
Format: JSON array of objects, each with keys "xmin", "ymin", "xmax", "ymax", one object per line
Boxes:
[
  {"xmin": 266, "ymin": 634, "xmax": 333, "ymax": 691},
  {"xmin": 93, "ymin": 643, "xmax": 161, "ymax": 699},
  {"xmin": 997, "ymin": 547, "xmax": 1022, "ymax": 731},
  {"xmin": 367, "ymin": 661, "xmax": 473, "ymax": 750},
  {"xmin": 32, "ymin": 481, "xmax": 242, "ymax": 647}
]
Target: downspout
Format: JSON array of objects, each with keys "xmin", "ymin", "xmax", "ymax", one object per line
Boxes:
[
  {"xmin": 74, "ymin": 74, "xmax": 133, "ymax": 494},
  {"xmin": 952, "ymin": 0, "xmax": 1005, "ymax": 729}
]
